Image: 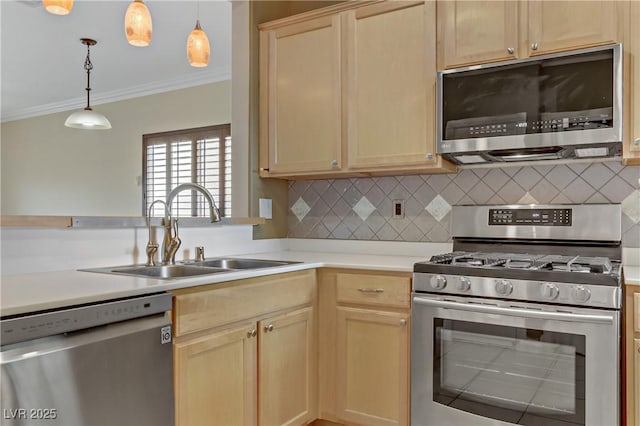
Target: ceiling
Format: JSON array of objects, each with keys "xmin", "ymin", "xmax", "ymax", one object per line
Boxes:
[{"xmin": 0, "ymin": 0, "xmax": 232, "ymax": 122}]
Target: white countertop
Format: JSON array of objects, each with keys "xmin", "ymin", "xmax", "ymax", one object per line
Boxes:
[
  {"xmin": 625, "ymin": 266, "xmax": 640, "ymax": 286},
  {"xmin": 3, "ymin": 240, "xmax": 638, "ymax": 315},
  {"xmin": 0, "ymin": 250, "xmax": 425, "ymax": 316}
]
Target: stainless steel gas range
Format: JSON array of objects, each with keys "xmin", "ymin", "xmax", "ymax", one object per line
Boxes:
[{"xmin": 411, "ymin": 204, "xmax": 622, "ymax": 426}]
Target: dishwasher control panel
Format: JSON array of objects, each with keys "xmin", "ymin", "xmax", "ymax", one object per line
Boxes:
[{"xmin": 0, "ymin": 293, "xmax": 172, "ymax": 346}]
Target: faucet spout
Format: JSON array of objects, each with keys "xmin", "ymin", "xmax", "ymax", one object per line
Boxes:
[{"xmin": 166, "ymin": 183, "xmax": 221, "ymax": 223}]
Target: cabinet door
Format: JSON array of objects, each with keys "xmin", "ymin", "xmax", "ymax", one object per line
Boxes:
[
  {"xmin": 336, "ymin": 307, "xmax": 409, "ymax": 426},
  {"xmin": 437, "ymin": 0, "xmax": 519, "ymax": 68},
  {"xmin": 345, "ymin": 1, "xmax": 438, "ymax": 169},
  {"xmin": 636, "ymin": 339, "xmax": 640, "ymax": 426},
  {"xmin": 526, "ymin": 1, "xmax": 617, "ymax": 56},
  {"xmin": 174, "ymin": 323, "xmax": 257, "ymax": 426},
  {"xmin": 260, "ymin": 15, "xmax": 342, "ymax": 175},
  {"xmin": 259, "ymin": 307, "xmax": 316, "ymax": 426}
]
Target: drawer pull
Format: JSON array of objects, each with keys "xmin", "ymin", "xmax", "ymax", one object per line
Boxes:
[{"xmin": 357, "ymin": 288, "xmax": 385, "ymax": 293}]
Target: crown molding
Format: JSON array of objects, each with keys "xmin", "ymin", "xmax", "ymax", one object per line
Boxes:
[{"xmin": 1, "ymin": 67, "xmax": 231, "ymax": 123}]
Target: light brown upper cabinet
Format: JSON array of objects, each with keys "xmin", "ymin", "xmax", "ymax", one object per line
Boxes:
[
  {"xmin": 259, "ymin": 1, "xmax": 456, "ymax": 179},
  {"xmin": 437, "ymin": 1, "xmax": 519, "ymax": 68},
  {"xmin": 625, "ymin": 0, "xmax": 640, "ymax": 164},
  {"xmin": 259, "ymin": 14, "xmax": 343, "ymax": 175},
  {"xmin": 438, "ymin": 0, "xmax": 620, "ymax": 69}
]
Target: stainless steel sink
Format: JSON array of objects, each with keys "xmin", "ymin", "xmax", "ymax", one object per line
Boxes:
[
  {"xmin": 80, "ymin": 258, "xmax": 300, "ymax": 279},
  {"xmin": 187, "ymin": 258, "xmax": 300, "ymax": 270},
  {"xmin": 82, "ymin": 264, "xmax": 232, "ymax": 280}
]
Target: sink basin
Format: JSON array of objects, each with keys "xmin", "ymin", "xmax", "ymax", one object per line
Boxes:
[
  {"xmin": 187, "ymin": 258, "xmax": 300, "ymax": 270},
  {"xmin": 83, "ymin": 264, "xmax": 232, "ymax": 280},
  {"xmin": 80, "ymin": 258, "xmax": 300, "ymax": 280}
]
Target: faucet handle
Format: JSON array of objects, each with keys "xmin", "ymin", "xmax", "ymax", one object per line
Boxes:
[
  {"xmin": 195, "ymin": 246, "xmax": 205, "ymax": 262},
  {"xmin": 146, "ymin": 243, "xmax": 158, "ymax": 266}
]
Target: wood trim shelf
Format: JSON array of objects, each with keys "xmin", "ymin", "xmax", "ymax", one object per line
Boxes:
[{"xmin": 0, "ymin": 215, "xmax": 266, "ymax": 228}]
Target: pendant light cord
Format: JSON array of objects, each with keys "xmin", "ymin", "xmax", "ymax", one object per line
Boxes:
[{"xmin": 84, "ymin": 42, "xmax": 93, "ymax": 110}]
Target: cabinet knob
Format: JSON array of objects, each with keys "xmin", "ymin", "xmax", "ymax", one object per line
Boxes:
[
  {"xmin": 426, "ymin": 153, "xmax": 433, "ymax": 160},
  {"xmin": 330, "ymin": 159, "xmax": 338, "ymax": 167},
  {"xmin": 634, "ymin": 138, "xmax": 640, "ymax": 146},
  {"xmin": 400, "ymin": 319, "xmax": 407, "ymax": 326},
  {"xmin": 507, "ymin": 47, "xmax": 515, "ymax": 54},
  {"xmin": 531, "ymin": 43, "xmax": 539, "ymax": 51},
  {"xmin": 247, "ymin": 329, "xmax": 257, "ymax": 338},
  {"xmin": 264, "ymin": 324, "xmax": 274, "ymax": 332}
]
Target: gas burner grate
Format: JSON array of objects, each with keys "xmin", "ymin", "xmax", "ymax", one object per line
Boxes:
[{"xmin": 451, "ymin": 253, "xmax": 506, "ymax": 267}]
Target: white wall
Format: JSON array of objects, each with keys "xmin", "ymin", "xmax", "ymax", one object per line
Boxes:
[{"xmin": 1, "ymin": 80, "xmax": 233, "ymax": 216}]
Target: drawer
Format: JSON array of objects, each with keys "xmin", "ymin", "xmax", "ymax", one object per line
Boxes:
[
  {"xmin": 635, "ymin": 293, "xmax": 640, "ymax": 333},
  {"xmin": 172, "ymin": 269, "xmax": 315, "ymax": 337},
  {"xmin": 336, "ymin": 273, "xmax": 410, "ymax": 308}
]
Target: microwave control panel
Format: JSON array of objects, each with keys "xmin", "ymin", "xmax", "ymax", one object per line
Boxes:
[{"xmin": 489, "ymin": 208, "xmax": 572, "ymax": 226}]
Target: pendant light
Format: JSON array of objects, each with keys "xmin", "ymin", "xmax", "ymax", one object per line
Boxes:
[
  {"xmin": 125, "ymin": 0, "xmax": 152, "ymax": 47},
  {"xmin": 187, "ymin": 1, "xmax": 210, "ymax": 67},
  {"xmin": 65, "ymin": 39, "xmax": 112, "ymax": 130},
  {"xmin": 42, "ymin": 0, "xmax": 73, "ymax": 15}
]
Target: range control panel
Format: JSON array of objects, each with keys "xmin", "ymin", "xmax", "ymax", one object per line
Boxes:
[{"xmin": 489, "ymin": 208, "xmax": 572, "ymax": 226}]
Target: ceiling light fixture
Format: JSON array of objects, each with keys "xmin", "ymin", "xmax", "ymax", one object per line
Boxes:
[
  {"xmin": 42, "ymin": 0, "xmax": 73, "ymax": 15},
  {"xmin": 65, "ymin": 38, "xmax": 112, "ymax": 130},
  {"xmin": 125, "ymin": 0, "xmax": 152, "ymax": 47},
  {"xmin": 187, "ymin": 1, "xmax": 210, "ymax": 67}
]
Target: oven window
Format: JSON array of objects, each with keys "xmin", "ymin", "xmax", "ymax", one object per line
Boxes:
[{"xmin": 434, "ymin": 319, "xmax": 585, "ymax": 425}]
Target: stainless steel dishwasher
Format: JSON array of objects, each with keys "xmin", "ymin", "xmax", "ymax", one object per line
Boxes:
[{"xmin": 0, "ymin": 293, "xmax": 174, "ymax": 426}]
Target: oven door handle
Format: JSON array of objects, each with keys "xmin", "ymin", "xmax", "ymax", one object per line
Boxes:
[{"xmin": 412, "ymin": 297, "xmax": 615, "ymax": 324}]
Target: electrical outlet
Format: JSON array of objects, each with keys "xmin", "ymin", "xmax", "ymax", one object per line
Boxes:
[
  {"xmin": 259, "ymin": 198, "xmax": 273, "ymax": 219},
  {"xmin": 392, "ymin": 199, "xmax": 404, "ymax": 219}
]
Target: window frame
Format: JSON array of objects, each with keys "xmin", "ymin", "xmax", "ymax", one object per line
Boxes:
[{"xmin": 142, "ymin": 123, "xmax": 231, "ymax": 217}]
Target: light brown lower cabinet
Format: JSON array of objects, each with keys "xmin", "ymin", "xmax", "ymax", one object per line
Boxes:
[
  {"xmin": 319, "ymin": 269, "xmax": 411, "ymax": 426},
  {"xmin": 336, "ymin": 307, "xmax": 409, "ymax": 426},
  {"xmin": 635, "ymin": 338, "xmax": 640, "ymax": 426},
  {"xmin": 174, "ymin": 322, "xmax": 257, "ymax": 426},
  {"xmin": 626, "ymin": 286, "xmax": 640, "ymax": 426},
  {"xmin": 172, "ymin": 268, "xmax": 411, "ymax": 426},
  {"xmin": 172, "ymin": 270, "xmax": 317, "ymax": 426}
]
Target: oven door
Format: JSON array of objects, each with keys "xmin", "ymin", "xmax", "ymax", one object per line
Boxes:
[{"xmin": 411, "ymin": 294, "xmax": 619, "ymax": 426}]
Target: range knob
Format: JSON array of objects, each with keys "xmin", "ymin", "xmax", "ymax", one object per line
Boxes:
[
  {"xmin": 572, "ymin": 285, "xmax": 591, "ymax": 303},
  {"xmin": 430, "ymin": 275, "xmax": 447, "ymax": 290},
  {"xmin": 495, "ymin": 279, "xmax": 513, "ymax": 296},
  {"xmin": 541, "ymin": 283, "xmax": 559, "ymax": 300},
  {"xmin": 457, "ymin": 277, "xmax": 471, "ymax": 292}
]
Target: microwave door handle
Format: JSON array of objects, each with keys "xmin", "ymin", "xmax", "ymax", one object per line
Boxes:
[{"xmin": 412, "ymin": 297, "xmax": 615, "ymax": 324}]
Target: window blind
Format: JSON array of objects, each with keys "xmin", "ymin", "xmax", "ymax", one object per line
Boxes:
[{"xmin": 143, "ymin": 124, "xmax": 231, "ymax": 218}]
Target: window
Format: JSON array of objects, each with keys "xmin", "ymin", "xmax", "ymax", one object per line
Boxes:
[{"xmin": 143, "ymin": 124, "xmax": 231, "ymax": 218}]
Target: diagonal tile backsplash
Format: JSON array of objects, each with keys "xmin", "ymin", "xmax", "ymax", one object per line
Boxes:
[{"xmin": 288, "ymin": 161, "xmax": 640, "ymax": 247}]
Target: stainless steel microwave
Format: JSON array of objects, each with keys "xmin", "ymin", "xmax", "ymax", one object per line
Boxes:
[{"xmin": 436, "ymin": 44, "xmax": 622, "ymax": 165}]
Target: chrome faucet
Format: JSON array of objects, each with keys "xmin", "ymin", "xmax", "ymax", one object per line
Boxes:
[{"xmin": 162, "ymin": 183, "xmax": 221, "ymax": 264}]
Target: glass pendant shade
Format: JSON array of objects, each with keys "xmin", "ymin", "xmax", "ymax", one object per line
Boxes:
[
  {"xmin": 42, "ymin": 0, "xmax": 73, "ymax": 15},
  {"xmin": 125, "ymin": 0, "xmax": 152, "ymax": 47},
  {"xmin": 187, "ymin": 20, "xmax": 210, "ymax": 68},
  {"xmin": 65, "ymin": 108, "xmax": 112, "ymax": 130}
]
